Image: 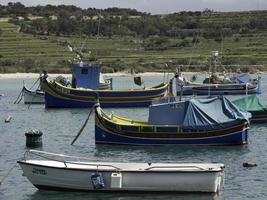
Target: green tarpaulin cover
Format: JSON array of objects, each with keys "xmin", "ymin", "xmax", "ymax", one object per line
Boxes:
[{"xmin": 232, "ymin": 95, "xmax": 266, "ymax": 111}]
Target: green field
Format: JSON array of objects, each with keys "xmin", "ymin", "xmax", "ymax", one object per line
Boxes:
[
  {"xmin": 0, "ymin": 21, "xmax": 74, "ymax": 73},
  {"xmin": 0, "ymin": 19, "xmax": 267, "ymax": 73}
]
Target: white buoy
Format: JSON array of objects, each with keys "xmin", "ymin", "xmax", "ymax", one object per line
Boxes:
[{"xmin": 4, "ymin": 116, "xmax": 12, "ymax": 123}]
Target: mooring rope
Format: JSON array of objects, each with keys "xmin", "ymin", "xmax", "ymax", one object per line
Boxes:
[
  {"xmin": 13, "ymin": 88, "xmax": 23, "ymax": 104},
  {"xmin": 0, "ymin": 163, "xmax": 18, "ymax": 186},
  {"xmin": 71, "ymin": 105, "xmax": 95, "ymax": 145},
  {"xmin": 29, "ymin": 77, "xmax": 40, "ymax": 90}
]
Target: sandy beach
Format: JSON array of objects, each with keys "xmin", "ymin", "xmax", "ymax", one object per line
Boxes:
[
  {"xmin": 0, "ymin": 71, "xmax": 263, "ymax": 80},
  {"xmin": 0, "ymin": 72, "xmax": 181, "ymax": 80}
]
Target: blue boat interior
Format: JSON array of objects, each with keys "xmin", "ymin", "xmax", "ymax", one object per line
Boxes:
[{"xmin": 231, "ymin": 73, "xmax": 256, "ymax": 84}]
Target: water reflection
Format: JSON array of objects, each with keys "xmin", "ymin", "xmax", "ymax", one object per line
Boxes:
[
  {"xmin": 26, "ymin": 190, "xmax": 222, "ymax": 200},
  {"xmin": 94, "ymin": 144, "xmax": 250, "ymax": 163}
]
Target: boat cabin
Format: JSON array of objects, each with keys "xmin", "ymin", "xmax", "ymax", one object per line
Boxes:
[
  {"xmin": 70, "ymin": 62, "xmax": 100, "ymax": 89},
  {"xmin": 149, "ymin": 100, "xmax": 187, "ymax": 125}
]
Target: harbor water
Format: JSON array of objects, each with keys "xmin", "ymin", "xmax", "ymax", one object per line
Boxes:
[{"xmin": 0, "ymin": 74, "xmax": 266, "ymax": 199}]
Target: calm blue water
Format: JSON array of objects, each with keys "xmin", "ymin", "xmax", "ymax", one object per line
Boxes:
[{"xmin": 0, "ymin": 75, "xmax": 267, "ymax": 200}]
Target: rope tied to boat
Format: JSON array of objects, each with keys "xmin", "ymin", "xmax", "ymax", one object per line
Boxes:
[
  {"xmin": 0, "ymin": 162, "xmax": 19, "ymax": 186},
  {"xmin": 71, "ymin": 94, "xmax": 100, "ymax": 145},
  {"xmin": 14, "ymin": 81, "xmax": 25, "ymax": 104}
]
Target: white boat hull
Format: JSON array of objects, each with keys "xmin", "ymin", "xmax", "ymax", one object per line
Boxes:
[
  {"xmin": 18, "ymin": 160, "xmax": 224, "ymax": 193},
  {"xmin": 23, "ymin": 87, "xmax": 44, "ymax": 104}
]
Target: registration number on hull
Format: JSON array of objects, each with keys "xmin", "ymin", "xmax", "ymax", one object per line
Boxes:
[{"xmin": 32, "ymin": 168, "xmax": 47, "ymax": 175}]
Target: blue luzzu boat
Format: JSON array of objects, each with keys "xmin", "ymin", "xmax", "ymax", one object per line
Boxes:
[
  {"xmin": 41, "ymin": 61, "xmax": 169, "ymax": 108},
  {"xmin": 95, "ymin": 96, "xmax": 251, "ymax": 145},
  {"xmin": 176, "ymin": 73, "xmax": 262, "ymax": 96}
]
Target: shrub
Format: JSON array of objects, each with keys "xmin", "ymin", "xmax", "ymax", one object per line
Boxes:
[{"xmin": 101, "ymin": 66, "xmax": 114, "ymax": 73}]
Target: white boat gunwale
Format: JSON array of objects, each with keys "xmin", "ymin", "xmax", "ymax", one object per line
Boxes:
[
  {"xmin": 18, "ymin": 150, "xmax": 224, "ymax": 173},
  {"xmin": 18, "ymin": 160, "xmax": 224, "ymax": 173}
]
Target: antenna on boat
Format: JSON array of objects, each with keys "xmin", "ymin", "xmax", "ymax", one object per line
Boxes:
[
  {"xmin": 176, "ymin": 66, "xmax": 184, "ymax": 101},
  {"xmin": 163, "ymin": 63, "xmax": 168, "ymax": 83},
  {"xmin": 208, "ymin": 51, "xmax": 219, "ymax": 96},
  {"xmin": 97, "ymin": 9, "xmax": 101, "ymax": 40}
]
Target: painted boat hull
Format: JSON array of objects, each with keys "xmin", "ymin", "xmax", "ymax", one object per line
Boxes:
[
  {"xmin": 250, "ymin": 111, "xmax": 267, "ymax": 123},
  {"xmin": 176, "ymin": 82, "xmax": 261, "ymax": 96},
  {"xmin": 41, "ymin": 78, "xmax": 169, "ymax": 108},
  {"xmin": 23, "ymin": 87, "xmax": 44, "ymax": 104},
  {"xmin": 18, "ymin": 160, "xmax": 224, "ymax": 193},
  {"xmin": 95, "ymin": 106, "xmax": 249, "ymax": 145}
]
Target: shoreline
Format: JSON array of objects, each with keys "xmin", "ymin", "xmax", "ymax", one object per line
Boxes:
[
  {"xmin": 0, "ymin": 72, "xmax": 177, "ymax": 80},
  {"xmin": 0, "ymin": 71, "xmax": 263, "ymax": 80}
]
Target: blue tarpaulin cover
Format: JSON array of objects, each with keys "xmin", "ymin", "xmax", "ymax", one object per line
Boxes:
[
  {"xmin": 149, "ymin": 96, "xmax": 251, "ymax": 130},
  {"xmin": 182, "ymin": 96, "xmax": 251, "ymax": 130},
  {"xmin": 231, "ymin": 73, "xmax": 253, "ymax": 84}
]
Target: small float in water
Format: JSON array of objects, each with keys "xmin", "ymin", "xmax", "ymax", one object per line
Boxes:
[
  {"xmin": 18, "ymin": 150, "xmax": 225, "ymax": 193},
  {"xmin": 4, "ymin": 115, "xmax": 12, "ymax": 123}
]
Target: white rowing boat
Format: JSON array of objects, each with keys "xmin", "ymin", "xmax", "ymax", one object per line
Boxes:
[
  {"xmin": 18, "ymin": 150, "xmax": 225, "ymax": 193},
  {"xmin": 23, "ymin": 86, "xmax": 44, "ymax": 104}
]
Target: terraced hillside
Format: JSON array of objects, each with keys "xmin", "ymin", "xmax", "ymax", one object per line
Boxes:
[
  {"xmin": 0, "ymin": 20, "xmax": 74, "ymax": 73},
  {"xmin": 0, "ymin": 16, "xmax": 267, "ymax": 73}
]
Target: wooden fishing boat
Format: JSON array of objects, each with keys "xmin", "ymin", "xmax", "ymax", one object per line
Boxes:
[
  {"xmin": 176, "ymin": 73, "xmax": 262, "ymax": 96},
  {"xmin": 232, "ymin": 95, "xmax": 267, "ymax": 123},
  {"xmin": 23, "ymin": 86, "xmax": 45, "ymax": 104},
  {"xmin": 95, "ymin": 96, "xmax": 251, "ymax": 145},
  {"xmin": 18, "ymin": 150, "xmax": 225, "ymax": 193},
  {"xmin": 41, "ymin": 62, "xmax": 169, "ymax": 108},
  {"xmin": 22, "ymin": 83, "xmax": 109, "ymax": 105}
]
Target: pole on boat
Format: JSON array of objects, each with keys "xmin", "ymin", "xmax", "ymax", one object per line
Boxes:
[
  {"xmin": 246, "ymin": 83, "xmax": 248, "ymax": 96},
  {"xmin": 163, "ymin": 63, "xmax": 167, "ymax": 83},
  {"xmin": 176, "ymin": 66, "xmax": 184, "ymax": 101},
  {"xmin": 179, "ymin": 82, "xmax": 184, "ymax": 101}
]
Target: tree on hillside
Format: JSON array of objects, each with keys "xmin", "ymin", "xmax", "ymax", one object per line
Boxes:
[{"xmin": 6, "ymin": 2, "xmax": 27, "ymax": 17}]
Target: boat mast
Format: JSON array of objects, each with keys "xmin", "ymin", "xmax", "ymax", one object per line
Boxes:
[
  {"xmin": 97, "ymin": 9, "xmax": 101, "ymax": 40},
  {"xmin": 208, "ymin": 51, "xmax": 219, "ymax": 96}
]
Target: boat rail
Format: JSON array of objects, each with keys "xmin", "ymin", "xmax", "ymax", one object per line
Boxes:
[
  {"xmin": 145, "ymin": 165, "xmax": 207, "ymax": 171},
  {"xmin": 23, "ymin": 150, "xmax": 223, "ymax": 172},
  {"xmin": 151, "ymin": 96, "xmax": 202, "ymax": 105},
  {"xmin": 24, "ymin": 150, "xmax": 122, "ymax": 170}
]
